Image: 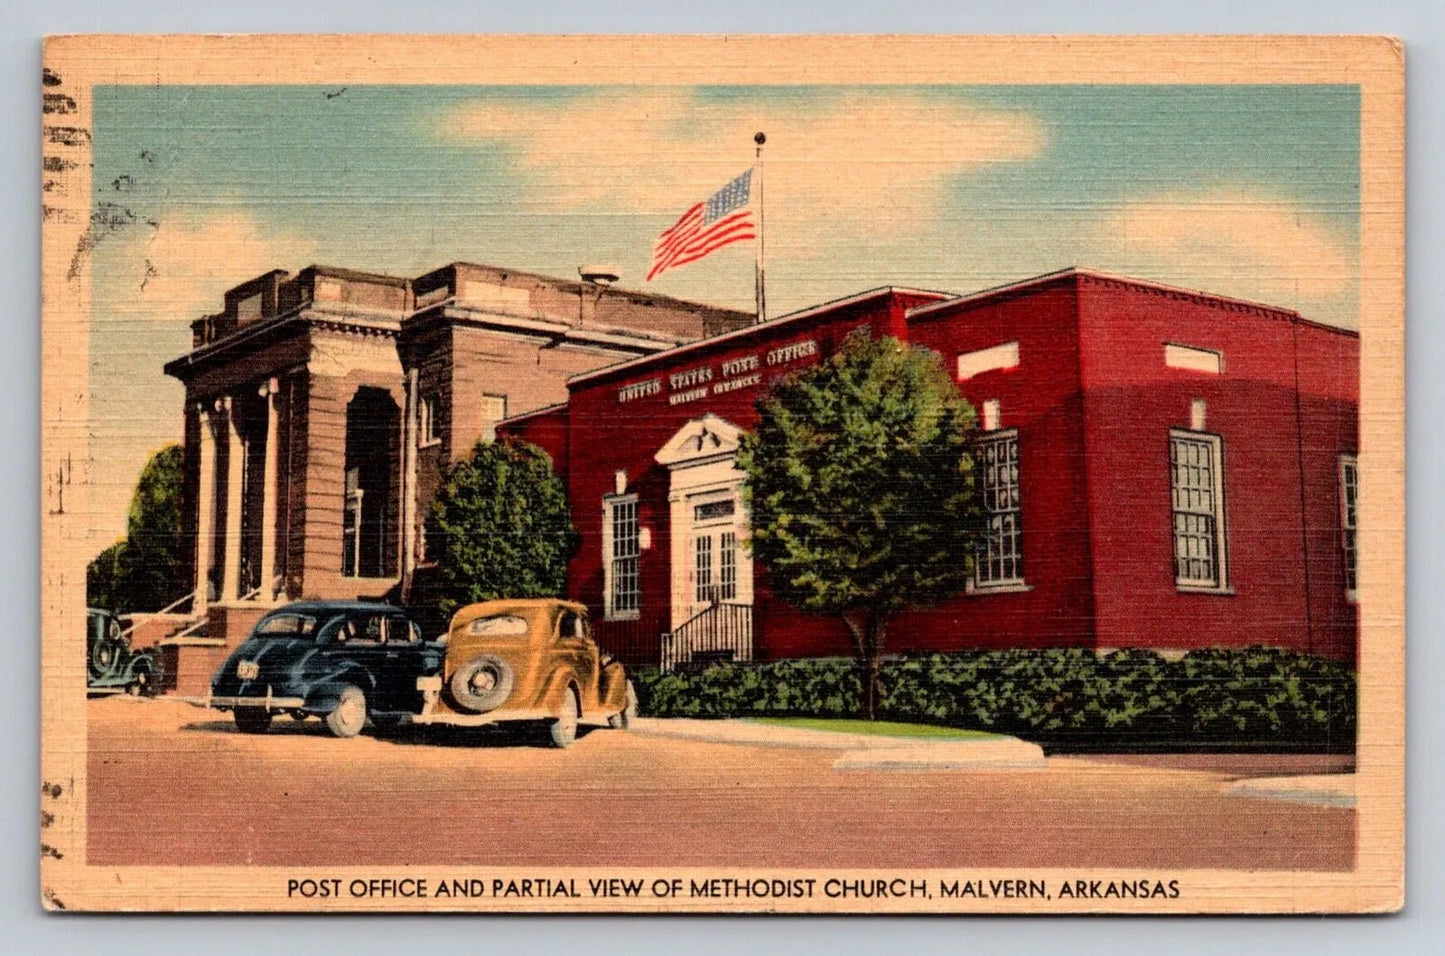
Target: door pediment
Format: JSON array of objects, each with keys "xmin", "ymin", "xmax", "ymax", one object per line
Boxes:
[{"xmin": 654, "ymin": 414, "xmax": 743, "ymax": 469}]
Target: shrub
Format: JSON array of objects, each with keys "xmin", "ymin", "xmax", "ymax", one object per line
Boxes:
[{"xmin": 630, "ymin": 645, "xmax": 1356, "ymax": 752}]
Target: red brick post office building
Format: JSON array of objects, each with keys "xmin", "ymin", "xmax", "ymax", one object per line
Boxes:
[{"xmin": 502, "ymin": 268, "xmax": 1359, "ymax": 668}]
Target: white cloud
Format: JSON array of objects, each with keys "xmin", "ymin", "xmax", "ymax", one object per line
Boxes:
[
  {"xmin": 443, "ymin": 90, "xmax": 1047, "ymax": 237},
  {"xmin": 99, "ymin": 209, "xmax": 317, "ymax": 322},
  {"xmin": 1102, "ymin": 190, "xmax": 1357, "ymax": 314}
]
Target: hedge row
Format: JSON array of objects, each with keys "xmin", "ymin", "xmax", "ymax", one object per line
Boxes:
[{"xmin": 631, "ymin": 646, "xmax": 1356, "ymax": 752}]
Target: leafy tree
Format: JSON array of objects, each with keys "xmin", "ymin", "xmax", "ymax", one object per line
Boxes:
[
  {"xmin": 427, "ymin": 439, "xmax": 580, "ymax": 621},
  {"xmin": 86, "ymin": 540, "xmax": 128, "ymax": 612},
  {"xmin": 737, "ymin": 332, "xmax": 983, "ymax": 719},
  {"xmin": 86, "ymin": 444, "xmax": 185, "ymax": 613}
]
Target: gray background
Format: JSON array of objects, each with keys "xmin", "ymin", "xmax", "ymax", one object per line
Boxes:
[{"xmin": 5, "ymin": 2, "xmax": 1439, "ymax": 952}]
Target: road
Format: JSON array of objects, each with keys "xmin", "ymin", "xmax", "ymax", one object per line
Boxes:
[{"xmin": 85, "ymin": 697, "xmax": 1354, "ymax": 870}]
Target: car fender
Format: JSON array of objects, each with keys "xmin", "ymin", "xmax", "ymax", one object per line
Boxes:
[
  {"xmin": 535, "ymin": 667, "xmax": 582, "ymax": 717},
  {"xmin": 302, "ymin": 666, "xmax": 378, "ymax": 712},
  {"xmin": 598, "ymin": 661, "xmax": 629, "ymax": 713}
]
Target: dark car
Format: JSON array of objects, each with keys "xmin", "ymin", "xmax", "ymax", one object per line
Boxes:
[
  {"xmin": 87, "ymin": 607, "xmax": 159, "ymax": 696},
  {"xmin": 207, "ymin": 601, "xmax": 442, "ymax": 737}
]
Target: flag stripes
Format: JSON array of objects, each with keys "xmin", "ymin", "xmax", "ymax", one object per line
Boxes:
[{"xmin": 647, "ymin": 169, "xmax": 756, "ymax": 281}]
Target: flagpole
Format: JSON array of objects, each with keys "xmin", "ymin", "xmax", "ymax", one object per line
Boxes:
[{"xmin": 754, "ymin": 131, "xmax": 767, "ymax": 324}]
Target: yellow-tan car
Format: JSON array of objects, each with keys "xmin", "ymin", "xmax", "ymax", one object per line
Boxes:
[{"xmin": 411, "ymin": 598, "xmax": 636, "ymax": 748}]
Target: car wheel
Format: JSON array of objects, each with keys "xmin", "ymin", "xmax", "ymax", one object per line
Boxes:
[
  {"xmin": 608, "ymin": 680, "xmax": 638, "ymax": 730},
  {"xmin": 548, "ymin": 687, "xmax": 580, "ymax": 749},
  {"xmin": 126, "ymin": 667, "xmax": 150, "ymax": 697},
  {"xmin": 325, "ymin": 686, "xmax": 368, "ymax": 738},
  {"xmin": 234, "ymin": 707, "xmax": 273, "ymax": 734},
  {"xmin": 370, "ymin": 712, "xmax": 405, "ymax": 734},
  {"xmin": 448, "ymin": 655, "xmax": 515, "ymax": 713}
]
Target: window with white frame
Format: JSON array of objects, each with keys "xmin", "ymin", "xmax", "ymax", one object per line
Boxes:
[
  {"xmin": 694, "ymin": 535, "xmax": 714, "ymax": 603},
  {"xmin": 719, "ymin": 531, "xmax": 738, "ymax": 601},
  {"xmin": 481, "ymin": 393, "xmax": 508, "ymax": 442},
  {"xmin": 974, "ymin": 430, "xmax": 1024, "ymax": 587},
  {"xmin": 1170, "ymin": 431, "xmax": 1228, "ymax": 590},
  {"xmin": 419, "ymin": 394, "xmax": 440, "ymax": 447},
  {"xmin": 1340, "ymin": 454, "xmax": 1358, "ymax": 596},
  {"xmin": 604, "ymin": 495, "xmax": 640, "ymax": 620}
]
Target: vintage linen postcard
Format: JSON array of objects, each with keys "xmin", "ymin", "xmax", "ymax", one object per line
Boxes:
[{"xmin": 40, "ymin": 35, "xmax": 1404, "ymax": 913}]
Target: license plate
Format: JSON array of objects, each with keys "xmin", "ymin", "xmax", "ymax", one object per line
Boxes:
[{"xmin": 237, "ymin": 661, "xmax": 260, "ymax": 681}]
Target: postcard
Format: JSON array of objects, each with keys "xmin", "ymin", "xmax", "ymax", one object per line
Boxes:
[{"xmin": 40, "ymin": 34, "xmax": 1404, "ymax": 913}]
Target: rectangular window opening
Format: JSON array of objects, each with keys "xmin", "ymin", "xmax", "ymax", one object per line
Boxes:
[
  {"xmin": 1340, "ymin": 455, "xmax": 1358, "ymax": 597},
  {"xmin": 1170, "ymin": 431, "xmax": 1228, "ymax": 590},
  {"xmin": 481, "ymin": 393, "xmax": 508, "ymax": 442},
  {"xmin": 605, "ymin": 496, "xmax": 640, "ymax": 620},
  {"xmin": 973, "ymin": 430, "xmax": 1024, "ymax": 588},
  {"xmin": 419, "ymin": 394, "xmax": 441, "ymax": 447}
]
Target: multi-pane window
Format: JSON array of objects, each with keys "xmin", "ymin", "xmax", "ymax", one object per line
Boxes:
[
  {"xmin": 1340, "ymin": 455, "xmax": 1358, "ymax": 595},
  {"xmin": 694, "ymin": 535, "xmax": 714, "ymax": 603},
  {"xmin": 419, "ymin": 394, "xmax": 440, "ymax": 446},
  {"xmin": 1170, "ymin": 432, "xmax": 1228, "ymax": 589},
  {"xmin": 975, "ymin": 430, "xmax": 1023, "ymax": 587},
  {"xmin": 605, "ymin": 496, "xmax": 640, "ymax": 619},
  {"xmin": 342, "ymin": 466, "xmax": 363, "ymax": 577},
  {"xmin": 719, "ymin": 531, "xmax": 738, "ymax": 601},
  {"xmin": 481, "ymin": 393, "xmax": 508, "ymax": 442}
]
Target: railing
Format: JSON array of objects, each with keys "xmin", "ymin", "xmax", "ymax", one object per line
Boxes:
[
  {"xmin": 661, "ymin": 601, "xmax": 754, "ymax": 672},
  {"xmin": 118, "ymin": 589, "xmax": 198, "ymax": 641}
]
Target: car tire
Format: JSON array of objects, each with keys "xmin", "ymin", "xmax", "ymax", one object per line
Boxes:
[
  {"xmin": 325, "ymin": 685, "xmax": 368, "ymax": 739},
  {"xmin": 548, "ymin": 687, "xmax": 580, "ymax": 749},
  {"xmin": 608, "ymin": 680, "xmax": 638, "ymax": 730},
  {"xmin": 127, "ymin": 663, "xmax": 153, "ymax": 697},
  {"xmin": 448, "ymin": 655, "xmax": 515, "ymax": 714},
  {"xmin": 234, "ymin": 707, "xmax": 273, "ymax": 734}
]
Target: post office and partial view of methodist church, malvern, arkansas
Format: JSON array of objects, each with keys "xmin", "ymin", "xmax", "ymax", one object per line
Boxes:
[{"xmin": 39, "ymin": 35, "xmax": 1404, "ymax": 914}]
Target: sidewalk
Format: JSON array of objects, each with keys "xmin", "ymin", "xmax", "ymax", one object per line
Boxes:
[
  {"xmin": 1224, "ymin": 773, "xmax": 1356, "ymax": 808},
  {"xmin": 630, "ymin": 717, "xmax": 1047, "ymax": 770}
]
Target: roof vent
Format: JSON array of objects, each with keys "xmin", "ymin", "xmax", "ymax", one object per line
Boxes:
[{"xmin": 579, "ymin": 264, "xmax": 621, "ymax": 286}]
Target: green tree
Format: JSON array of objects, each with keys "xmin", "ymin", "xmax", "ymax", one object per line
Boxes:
[
  {"xmin": 737, "ymin": 332, "xmax": 983, "ymax": 720},
  {"xmin": 428, "ymin": 439, "xmax": 580, "ymax": 621},
  {"xmin": 86, "ymin": 540, "xmax": 128, "ymax": 612},
  {"xmin": 86, "ymin": 444, "xmax": 185, "ymax": 613}
]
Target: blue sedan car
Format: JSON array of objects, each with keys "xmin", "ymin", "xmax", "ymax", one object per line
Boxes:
[{"xmin": 208, "ymin": 601, "xmax": 443, "ymax": 737}]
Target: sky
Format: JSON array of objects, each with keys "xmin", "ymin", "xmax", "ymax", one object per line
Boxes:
[{"xmin": 88, "ymin": 83, "xmax": 1360, "ymax": 544}]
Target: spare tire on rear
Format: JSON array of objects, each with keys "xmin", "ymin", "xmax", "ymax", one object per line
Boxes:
[{"xmin": 449, "ymin": 655, "xmax": 515, "ymax": 713}]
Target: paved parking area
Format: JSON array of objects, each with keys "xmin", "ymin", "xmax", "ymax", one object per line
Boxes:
[{"xmin": 85, "ymin": 697, "xmax": 1355, "ymax": 870}]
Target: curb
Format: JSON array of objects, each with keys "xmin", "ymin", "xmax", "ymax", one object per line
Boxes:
[
  {"xmin": 631, "ymin": 718, "xmax": 1047, "ymax": 769},
  {"xmin": 1224, "ymin": 774, "xmax": 1356, "ymax": 808}
]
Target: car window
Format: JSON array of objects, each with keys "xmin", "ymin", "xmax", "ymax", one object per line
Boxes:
[
  {"xmin": 386, "ymin": 614, "xmax": 419, "ymax": 643},
  {"xmin": 559, "ymin": 611, "xmax": 585, "ymax": 640},
  {"xmin": 320, "ymin": 616, "xmax": 359, "ymax": 644},
  {"xmin": 254, "ymin": 613, "xmax": 318, "ymax": 638},
  {"xmin": 467, "ymin": 615, "xmax": 529, "ymax": 636},
  {"xmin": 355, "ymin": 615, "xmax": 385, "ymax": 645}
]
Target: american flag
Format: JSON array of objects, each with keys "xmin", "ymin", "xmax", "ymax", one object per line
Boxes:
[{"xmin": 646, "ymin": 169, "xmax": 756, "ymax": 281}]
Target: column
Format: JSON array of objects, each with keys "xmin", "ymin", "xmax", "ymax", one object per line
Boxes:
[
  {"xmin": 219, "ymin": 396, "xmax": 244, "ymax": 603},
  {"xmin": 400, "ymin": 367, "xmax": 419, "ymax": 585},
  {"xmin": 193, "ymin": 401, "xmax": 216, "ymax": 613},
  {"xmin": 258, "ymin": 378, "xmax": 281, "ymax": 603}
]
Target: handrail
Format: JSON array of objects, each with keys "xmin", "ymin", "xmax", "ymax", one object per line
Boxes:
[
  {"xmin": 119, "ymin": 589, "xmax": 198, "ymax": 640},
  {"xmin": 663, "ymin": 601, "xmax": 754, "ymax": 672}
]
